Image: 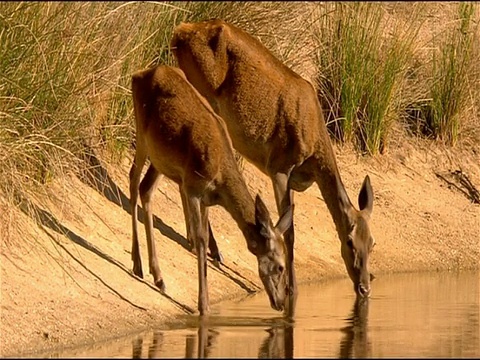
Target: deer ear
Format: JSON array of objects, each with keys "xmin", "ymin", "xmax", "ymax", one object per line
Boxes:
[
  {"xmin": 358, "ymin": 175, "xmax": 373, "ymax": 216},
  {"xmin": 206, "ymin": 23, "xmax": 228, "ymax": 89},
  {"xmin": 274, "ymin": 205, "xmax": 293, "ymax": 235},
  {"xmin": 208, "ymin": 23, "xmax": 226, "ymax": 51}
]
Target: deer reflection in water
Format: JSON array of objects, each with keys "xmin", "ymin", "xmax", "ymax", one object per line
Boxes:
[
  {"xmin": 258, "ymin": 297, "xmax": 370, "ymax": 359},
  {"xmin": 258, "ymin": 320, "xmax": 294, "ymax": 358},
  {"xmin": 339, "ymin": 296, "xmax": 371, "ymax": 358},
  {"xmin": 131, "ymin": 331, "xmax": 164, "ymax": 359},
  {"xmin": 185, "ymin": 320, "xmax": 220, "ymax": 359},
  {"xmin": 130, "ymin": 297, "xmax": 369, "ymax": 358},
  {"xmin": 130, "ymin": 318, "xmax": 292, "ymax": 358},
  {"xmin": 131, "ymin": 320, "xmax": 219, "ymax": 359},
  {"xmin": 184, "ymin": 317, "xmax": 294, "ymax": 358}
]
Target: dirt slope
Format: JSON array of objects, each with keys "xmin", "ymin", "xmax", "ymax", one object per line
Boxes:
[{"xmin": 1, "ymin": 136, "xmax": 479, "ymax": 357}]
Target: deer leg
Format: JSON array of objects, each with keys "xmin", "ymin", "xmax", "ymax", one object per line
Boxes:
[
  {"xmin": 129, "ymin": 148, "xmax": 148, "ymax": 279},
  {"xmin": 272, "ymin": 172, "xmax": 297, "ymax": 313},
  {"xmin": 201, "ymin": 205, "xmax": 211, "ymax": 309},
  {"xmin": 180, "ymin": 186, "xmax": 196, "ymax": 253},
  {"xmin": 139, "ymin": 164, "xmax": 165, "ymax": 292},
  {"xmin": 207, "ymin": 222, "xmax": 224, "ymax": 267},
  {"xmin": 185, "ymin": 194, "xmax": 210, "ymax": 315},
  {"xmin": 180, "ymin": 187, "xmax": 223, "ymax": 267}
]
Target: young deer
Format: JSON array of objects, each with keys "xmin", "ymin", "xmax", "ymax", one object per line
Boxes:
[
  {"xmin": 129, "ymin": 65, "xmax": 293, "ymax": 315},
  {"xmin": 171, "ymin": 19, "xmax": 376, "ymax": 305}
]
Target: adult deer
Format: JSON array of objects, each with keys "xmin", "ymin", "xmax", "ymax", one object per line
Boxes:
[
  {"xmin": 129, "ymin": 65, "xmax": 293, "ymax": 315},
  {"xmin": 171, "ymin": 19, "xmax": 376, "ymax": 304}
]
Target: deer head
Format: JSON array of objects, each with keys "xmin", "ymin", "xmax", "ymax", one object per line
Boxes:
[
  {"xmin": 249, "ymin": 195, "xmax": 293, "ymax": 311},
  {"xmin": 339, "ymin": 175, "xmax": 375, "ymax": 298}
]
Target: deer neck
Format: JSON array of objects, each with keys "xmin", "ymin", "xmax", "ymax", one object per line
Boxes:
[
  {"xmin": 217, "ymin": 171, "xmax": 259, "ymax": 252},
  {"xmin": 314, "ymin": 158, "xmax": 353, "ymax": 242}
]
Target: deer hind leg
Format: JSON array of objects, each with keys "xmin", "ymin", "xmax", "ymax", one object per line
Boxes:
[
  {"xmin": 180, "ymin": 187, "xmax": 223, "ymax": 267},
  {"xmin": 129, "ymin": 147, "xmax": 148, "ymax": 278},
  {"xmin": 185, "ymin": 194, "xmax": 210, "ymax": 315},
  {"xmin": 207, "ymin": 221, "xmax": 224, "ymax": 267},
  {"xmin": 272, "ymin": 172, "xmax": 297, "ymax": 314},
  {"xmin": 180, "ymin": 186, "xmax": 195, "ymax": 252},
  {"xmin": 139, "ymin": 164, "xmax": 165, "ymax": 292}
]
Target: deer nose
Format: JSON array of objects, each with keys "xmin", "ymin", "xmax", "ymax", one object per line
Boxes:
[
  {"xmin": 268, "ymin": 293, "xmax": 284, "ymax": 312},
  {"xmin": 272, "ymin": 299, "xmax": 284, "ymax": 312},
  {"xmin": 358, "ymin": 283, "xmax": 371, "ymax": 297}
]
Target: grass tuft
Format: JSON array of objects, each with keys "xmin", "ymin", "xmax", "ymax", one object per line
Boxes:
[
  {"xmin": 429, "ymin": 2, "xmax": 478, "ymax": 145},
  {"xmin": 313, "ymin": 2, "xmax": 422, "ymax": 155}
]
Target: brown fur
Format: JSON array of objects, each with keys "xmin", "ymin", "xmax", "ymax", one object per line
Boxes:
[
  {"xmin": 171, "ymin": 19, "xmax": 376, "ymax": 301},
  {"xmin": 129, "ymin": 65, "xmax": 293, "ymax": 315}
]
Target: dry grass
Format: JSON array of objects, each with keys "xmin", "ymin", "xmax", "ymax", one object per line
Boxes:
[{"xmin": 1, "ymin": 1, "xmax": 479, "ymax": 246}]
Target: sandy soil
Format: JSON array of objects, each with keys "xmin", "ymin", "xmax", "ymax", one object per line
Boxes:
[{"xmin": 1, "ymin": 134, "xmax": 479, "ymax": 357}]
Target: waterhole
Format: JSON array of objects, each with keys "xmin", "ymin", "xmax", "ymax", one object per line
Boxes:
[{"xmin": 31, "ymin": 270, "xmax": 479, "ymax": 358}]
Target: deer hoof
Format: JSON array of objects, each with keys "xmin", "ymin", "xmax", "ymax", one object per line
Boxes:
[
  {"xmin": 212, "ymin": 251, "xmax": 224, "ymax": 268},
  {"xmin": 216, "ymin": 251, "xmax": 224, "ymax": 265},
  {"xmin": 155, "ymin": 279, "xmax": 166, "ymax": 293},
  {"xmin": 133, "ymin": 265, "xmax": 143, "ymax": 279}
]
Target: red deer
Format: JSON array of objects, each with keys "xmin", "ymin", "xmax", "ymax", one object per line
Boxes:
[
  {"xmin": 129, "ymin": 65, "xmax": 293, "ymax": 315},
  {"xmin": 171, "ymin": 20, "xmax": 376, "ymax": 306}
]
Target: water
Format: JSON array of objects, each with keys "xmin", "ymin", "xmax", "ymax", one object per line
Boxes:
[{"xmin": 34, "ymin": 271, "xmax": 479, "ymax": 358}]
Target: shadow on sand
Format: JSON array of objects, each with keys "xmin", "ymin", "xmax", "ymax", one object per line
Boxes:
[
  {"xmin": 15, "ymin": 145, "xmax": 262, "ymax": 316},
  {"xmin": 77, "ymin": 147, "xmax": 262, "ymax": 294},
  {"xmin": 17, "ymin": 194, "xmax": 195, "ymax": 314}
]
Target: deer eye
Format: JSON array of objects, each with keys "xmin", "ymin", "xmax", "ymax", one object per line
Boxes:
[{"xmin": 346, "ymin": 239, "xmax": 353, "ymax": 249}]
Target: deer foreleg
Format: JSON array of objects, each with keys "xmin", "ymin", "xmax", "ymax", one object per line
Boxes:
[
  {"xmin": 186, "ymin": 195, "xmax": 210, "ymax": 315},
  {"xmin": 181, "ymin": 187, "xmax": 223, "ymax": 267}
]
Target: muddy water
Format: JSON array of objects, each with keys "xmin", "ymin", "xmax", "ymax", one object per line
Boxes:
[{"xmin": 35, "ymin": 270, "xmax": 478, "ymax": 358}]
